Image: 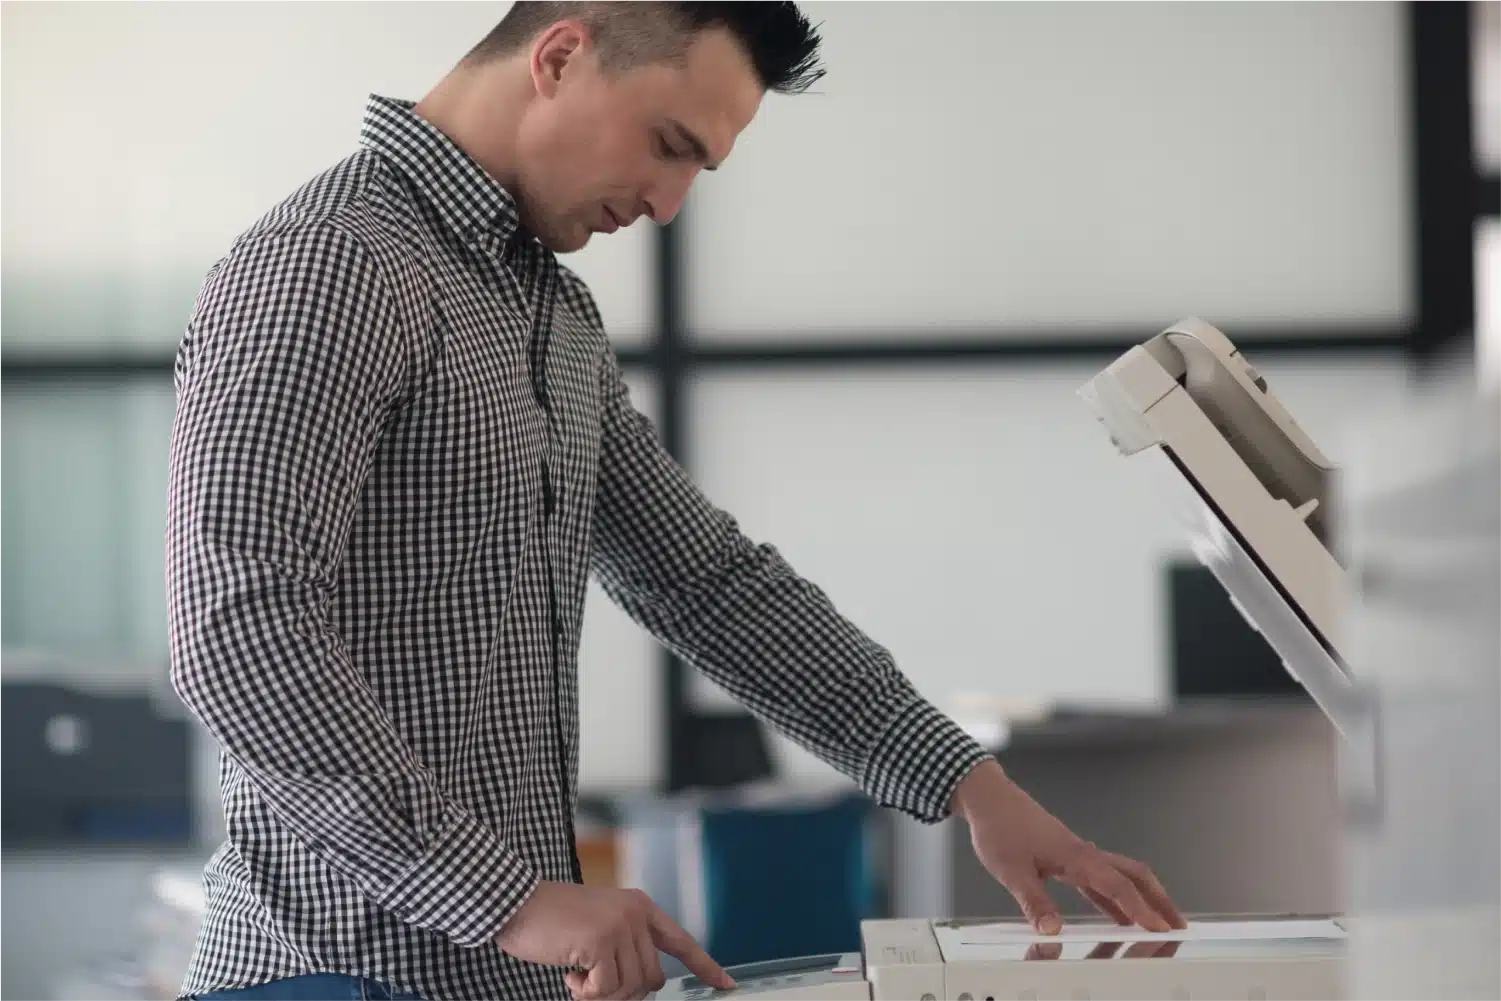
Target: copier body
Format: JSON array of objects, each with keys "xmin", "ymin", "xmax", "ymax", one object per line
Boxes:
[{"xmin": 655, "ymin": 916, "xmax": 1347, "ymax": 1000}]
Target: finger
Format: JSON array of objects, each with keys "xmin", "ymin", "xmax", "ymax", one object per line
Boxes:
[
  {"xmin": 1082, "ymin": 887, "xmax": 1132, "ymax": 926},
  {"xmin": 580, "ymin": 953, "xmax": 621, "ymax": 1001},
  {"xmin": 646, "ymin": 903, "xmax": 736, "ymax": 989},
  {"xmin": 635, "ymin": 921, "xmax": 665, "ymax": 995},
  {"xmin": 1004, "ymin": 871, "xmax": 1063, "ymax": 935},
  {"xmin": 1085, "ymin": 940, "xmax": 1122, "ymax": 960},
  {"xmin": 1025, "ymin": 941, "xmax": 1062, "ymax": 961},
  {"xmin": 565, "ymin": 970, "xmax": 587, "ymax": 1000},
  {"xmin": 1075, "ymin": 859, "xmax": 1168, "ymax": 932},
  {"xmin": 1103, "ymin": 852, "xmax": 1187, "ymax": 930}
]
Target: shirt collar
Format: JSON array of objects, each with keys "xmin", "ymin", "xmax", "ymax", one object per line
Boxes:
[{"xmin": 358, "ymin": 94, "xmax": 525, "ymax": 250}]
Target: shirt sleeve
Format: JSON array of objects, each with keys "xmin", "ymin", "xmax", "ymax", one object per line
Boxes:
[
  {"xmin": 166, "ymin": 219, "xmax": 536, "ymax": 949},
  {"xmin": 589, "ymin": 351, "xmax": 993, "ymax": 823}
]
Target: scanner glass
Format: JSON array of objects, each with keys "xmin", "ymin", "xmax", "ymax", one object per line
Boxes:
[{"xmin": 935, "ymin": 917, "xmax": 1348, "ymax": 963}]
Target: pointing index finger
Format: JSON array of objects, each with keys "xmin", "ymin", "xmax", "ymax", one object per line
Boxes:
[{"xmin": 646, "ymin": 900, "xmax": 737, "ymax": 990}]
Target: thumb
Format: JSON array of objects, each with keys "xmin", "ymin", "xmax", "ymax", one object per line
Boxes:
[{"xmin": 1007, "ymin": 872, "xmax": 1062, "ymax": 935}]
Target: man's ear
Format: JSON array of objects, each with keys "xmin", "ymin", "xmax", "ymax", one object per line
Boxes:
[{"xmin": 529, "ymin": 19, "xmax": 589, "ymax": 99}]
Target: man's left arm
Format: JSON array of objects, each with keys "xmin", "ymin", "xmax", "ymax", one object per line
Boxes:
[
  {"xmin": 589, "ymin": 350, "xmax": 988, "ymax": 824},
  {"xmin": 589, "ymin": 350, "xmax": 1185, "ymax": 934}
]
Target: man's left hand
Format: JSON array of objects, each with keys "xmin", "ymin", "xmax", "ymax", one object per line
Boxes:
[{"xmin": 951, "ymin": 759, "xmax": 1187, "ymax": 935}]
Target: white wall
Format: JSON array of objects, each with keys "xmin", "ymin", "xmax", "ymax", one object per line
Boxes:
[
  {"xmin": 685, "ymin": 353, "xmax": 1411, "ymax": 781},
  {"xmin": 685, "ymin": 1, "xmax": 1411, "ymax": 338},
  {"xmin": 577, "ymin": 373, "xmax": 665, "ymax": 792},
  {"xmin": 1476, "ymin": 1, "xmax": 1501, "ymax": 174},
  {"xmin": 0, "ymin": 1, "xmax": 652, "ymax": 350},
  {"xmin": 1480, "ymin": 219, "xmax": 1501, "ymax": 393}
]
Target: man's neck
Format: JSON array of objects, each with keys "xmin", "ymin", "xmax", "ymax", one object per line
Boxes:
[{"xmin": 413, "ymin": 60, "xmax": 528, "ymax": 195}]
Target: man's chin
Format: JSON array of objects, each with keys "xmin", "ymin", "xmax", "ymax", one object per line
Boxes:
[
  {"xmin": 531, "ymin": 219, "xmax": 594, "ymax": 255},
  {"xmin": 539, "ymin": 226, "xmax": 593, "ymax": 255},
  {"xmin": 517, "ymin": 211, "xmax": 588, "ymax": 254}
]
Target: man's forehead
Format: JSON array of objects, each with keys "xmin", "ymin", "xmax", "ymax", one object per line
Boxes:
[{"xmin": 665, "ymin": 33, "xmax": 764, "ymax": 159}]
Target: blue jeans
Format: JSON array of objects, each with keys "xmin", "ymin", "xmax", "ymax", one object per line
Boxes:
[{"xmin": 189, "ymin": 973, "xmax": 424, "ymax": 1000}]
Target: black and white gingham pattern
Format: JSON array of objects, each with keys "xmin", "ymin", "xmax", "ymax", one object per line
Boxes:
[{"xmin": 166, "ymin": 95, "xmax": 992, "ymax": 1001}]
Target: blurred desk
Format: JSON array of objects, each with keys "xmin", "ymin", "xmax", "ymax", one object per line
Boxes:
[
  {"xmin": 1, "ymin": 846, "xmax": 213, "ymax": 1001},
  {"xmin": 894, "ymin": 699, "xmax": 1340, "ymax": 922}
]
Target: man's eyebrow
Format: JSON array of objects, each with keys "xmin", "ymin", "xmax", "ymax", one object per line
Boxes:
[{"xmin": 669, "ymin": 119, "xmax": 719, "ymax": 171}]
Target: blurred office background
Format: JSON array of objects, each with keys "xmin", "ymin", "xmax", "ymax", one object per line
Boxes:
[{"xmin": 3, "ymin": 2, "xmax": 1498, "ymax": 998}]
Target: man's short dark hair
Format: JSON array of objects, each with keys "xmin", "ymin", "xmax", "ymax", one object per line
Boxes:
[{"xmin": 467, "ymin": 2, "xmax": 825, "ymax": 95}]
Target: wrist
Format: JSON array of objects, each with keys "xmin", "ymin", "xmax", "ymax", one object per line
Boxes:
[
  {"xmin": 949, "ymin": 757, "xmax": 1013, "ymax": 823},
  {"xmin": 493, "ymin": 879, "xmax": 556, "ymax": 949}
]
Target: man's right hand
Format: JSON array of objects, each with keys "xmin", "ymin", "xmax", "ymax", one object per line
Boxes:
[{"xmin": 494, "ymin": 881, "xmax": 736, "ymax": 1001}]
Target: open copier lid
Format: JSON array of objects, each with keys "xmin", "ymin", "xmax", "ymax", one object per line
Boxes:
[{"xmin": 1079, "ymin": 318, "xmax": 1357, "ymax": 737}]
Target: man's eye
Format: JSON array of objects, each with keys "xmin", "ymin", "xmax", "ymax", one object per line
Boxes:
[{"xmin": 655, "ymin": 133, "xmax": 683, "ymax": 160}]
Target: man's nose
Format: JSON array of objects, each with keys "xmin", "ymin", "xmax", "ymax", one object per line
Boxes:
[{"xmin": 643, "ymin": 170, "xmax": 697, "ymax": 226}]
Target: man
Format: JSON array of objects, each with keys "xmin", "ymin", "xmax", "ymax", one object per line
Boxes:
[{"xmin": 167, "ymin": 4, "xmax": 1184, "ymax": 1000}]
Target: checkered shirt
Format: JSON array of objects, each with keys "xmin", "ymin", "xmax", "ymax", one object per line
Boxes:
[{"xmin": 166, "ymin": 94, "xmax": 992, "ymax": 1001}]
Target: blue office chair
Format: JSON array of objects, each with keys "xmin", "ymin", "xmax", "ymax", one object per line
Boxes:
[{"xmin": 693, "ymin": 794, "xmax": 878, "ymax": 968}]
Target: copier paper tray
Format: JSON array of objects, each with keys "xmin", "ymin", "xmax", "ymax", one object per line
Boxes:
[{"xmin": 1077, "ymin": 318, "xmax": 1356, "ymax": 735}]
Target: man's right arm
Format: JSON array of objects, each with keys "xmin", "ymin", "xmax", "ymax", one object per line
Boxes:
[{"xmin": 166, "ymin": 220, "xmax": 535, "ymax": 949}]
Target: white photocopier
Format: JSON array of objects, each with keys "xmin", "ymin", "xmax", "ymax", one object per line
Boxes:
[
  {"xmin": 656, "ymin": 319, "xmax": 1499, "ymax": 1000},
  {"xmin": 656, "ymin": 915, "xmax": 1348, "ymax": 1000},
  {"xmin": 1075, "ymin": 317, "xmax": 1358, "ymax": 736}
]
